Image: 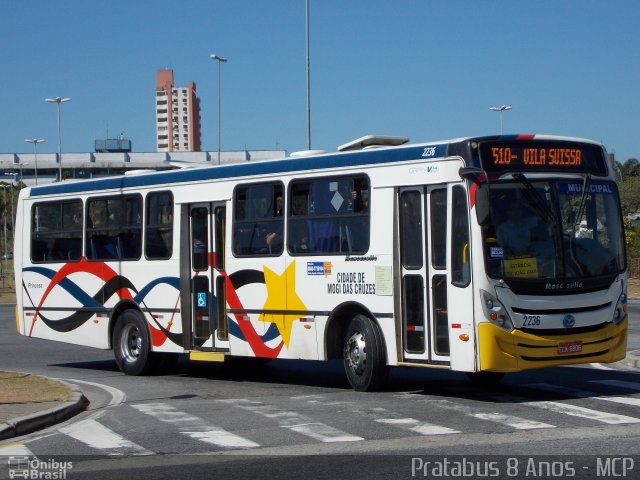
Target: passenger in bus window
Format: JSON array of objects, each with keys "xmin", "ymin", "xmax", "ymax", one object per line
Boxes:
[
  {"xmin": 339, "ymin": 183, "xmax": 362, "ymax": 213},
  {"xmin": 265, "ymin": 230, "xmax": 282, "ymax": 254}
]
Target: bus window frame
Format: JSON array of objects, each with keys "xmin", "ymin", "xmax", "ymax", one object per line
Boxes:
[
  {"xmin": 30, "ymin": 199, "xmax": 83, "ymax": 264},
  {"xmin": 451, "ymin": 184, "xmax": 471, "ymax": 288},
  {"xmin": 232, "ymin": 181, "xmax": 285, "ymax": 258},
  {"xmin": 85, "ymin": 193, "xmax": 143, "ymax": 262},
  {"xmin": 144, "ymin": 190, "xmax": 174, "ymax": 261},
  {"xmin": 286, "ymin": 173, "xmax": 371, "ymax": 256}
]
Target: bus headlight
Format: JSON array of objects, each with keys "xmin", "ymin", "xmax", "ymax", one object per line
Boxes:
[
  {"xmin": 481, "ymin": 289, "xmax": 514, "ymax": 331},
  {"xmin": 612, "ymin": 292, "xmax": 627, "ymax": 325}
]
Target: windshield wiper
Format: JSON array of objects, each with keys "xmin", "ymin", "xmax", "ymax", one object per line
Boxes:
[
  {"xmin": 573, "ymin": 173, "xmax": 592, "ymax": 231},
  {"xmin": 511, "ymin": 173, "xmax": 557, "ymax": 226},
  {"xmin": 511, "ymin": 172, "xmax": 567, "ymax": 276}
]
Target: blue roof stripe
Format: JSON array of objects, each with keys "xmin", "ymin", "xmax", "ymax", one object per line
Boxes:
[{"xmin": 29, "ymin": 143, "xmax": 447, "ymax": 197}]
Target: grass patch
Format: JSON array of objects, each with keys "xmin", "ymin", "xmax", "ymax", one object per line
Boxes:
[{"xmin": 0, "ymin": 372, "xmax": 71, "ymax": 404}]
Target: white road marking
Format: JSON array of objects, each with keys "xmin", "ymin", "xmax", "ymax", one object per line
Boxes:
[
  {"xmin": 532, "ymin": 401, "xmax": 640, "ymax": 424},
  {"xmin": 131, "ymin": 402, "xmax": 259, "ymax": 449},
  {"xmin": 64, "ymin": 378, "xmax": 126, "ymax": 407},
  {"xmin": 524, "ymin": 382, "xmax": 640, "ymax": 408},
  {"xmin": 589, "ymin": 363, "xmax": 616, "ymax": 370},
  {"xmin": 59, "ymin": 419, "xmax": 152, "ymax": 455},
  {"xmin": 428, "ymin": 398, "xmax": 555, "ymax": 430},
  {"xmin": 0, "ymin": 442, "xmax": 34, "ymax": 456},
  {"xmin": 375, "ymin": 417, "xmax": 459, "ymax": 435},
  {"xmin": 224, "ymin": 398, "xmax": 363, "ymax": 442},
  {"xmin": 494, "ymin": 390, "xmax": 640, "ymax": 425},
  {"xmin": 350, "ymin": 405, "xmax": 459, "ymax": 435}
]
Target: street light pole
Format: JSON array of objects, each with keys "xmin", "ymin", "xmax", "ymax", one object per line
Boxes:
[
  {"xmin": 210, "ymin": 54, "xmax": 227, "ymax": 165},
  {"xmin": 489, "ymin": 105, "xmax": 512, "ymax": 135},
  {"xmin": 15, "ymin": 163, "xmax": 24, "ymax": 186},
  {"xmin": 306, "ymin": 0, "xmax": 311, "ymax": 150},
  {"xmin": 45, "ymin": 96, "xmax": 71, "ymax": 181},
  {"xmin": 25, "ymin": 139, "xmax": 44, "ymax": 185}
]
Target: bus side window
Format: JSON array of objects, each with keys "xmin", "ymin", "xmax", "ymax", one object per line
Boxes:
[
  {"xmin": 31, "ymin": 200, "xmax": 82, "ymax": 264},
  {"xmin": 287, "ymin": 175, "xmax": 370, "ymax": 256},
  {"xmin": 451, "ymin": 185, "xmax": 471, "ymax": 286},
  {"xmin": 145, "ymin": 191, "xmax": 173, "ymax": 260},
  {"xmin": 233, "ymin": 182, "xmax": 284, "ymax": 257},
  {"xmin": 86, "ymin": 195, "xmax": 142, "ymax": 261}
]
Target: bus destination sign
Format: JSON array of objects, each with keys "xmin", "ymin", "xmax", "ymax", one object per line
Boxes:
[{"xmin": 478, "ymin": 141, "xmax": 607, "ymax": 175}]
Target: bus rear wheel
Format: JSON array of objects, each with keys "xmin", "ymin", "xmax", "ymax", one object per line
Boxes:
[
  {"xmin": 342, "ymin": 314, "xmax": 388, "ymax": 392},
  {"xmin": 113, "ymin": 309, "xmax": 153, "ymax": 376}
]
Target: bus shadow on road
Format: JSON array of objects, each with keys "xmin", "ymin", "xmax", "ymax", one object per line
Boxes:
[
  {"xmin": 48, "ymin": 359, "xmax": 122, "ymax": 373},
  {"xmin": 392, "ymin": 364, "xmax": 640, "ymax": 403},
  {"xmin": 46, "ymin": 356, "xmax": 639, "ymax": 400}
]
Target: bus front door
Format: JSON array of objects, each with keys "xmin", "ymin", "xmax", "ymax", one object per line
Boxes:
[
  {"xmin": 398, "ymin": 186, "xmax": 450, "ymax": 364},
  {"xmin": 189, "ymin": 203, "xmax": 229, "ymax": 351}
]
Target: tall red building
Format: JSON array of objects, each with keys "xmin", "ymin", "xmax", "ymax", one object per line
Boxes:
[{"xmin": 155, "ymin": 69, "xmax": 201, "ymax": 152}]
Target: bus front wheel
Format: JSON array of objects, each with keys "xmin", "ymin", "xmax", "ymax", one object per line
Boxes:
[
  {"xmin": 113, "ymin": 309, "xmax": 153, "ymax": 376},
  {"xmin": 342, "ymin": 314, "xmax": 388, "ymax": 392}
]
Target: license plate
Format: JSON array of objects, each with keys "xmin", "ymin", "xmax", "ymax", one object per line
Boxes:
[{"xmin": 558, "ymin": 341, "xmax": 583, "ymax": 354}]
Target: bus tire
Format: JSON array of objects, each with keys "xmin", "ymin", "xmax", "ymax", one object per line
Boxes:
[
  {"xmin": 113, "ymin": 309, "xmax": 154, "ymax": 376},
  {"xmin": 343, "ymin": 314, "xmax": 388, "ymax": 392},
  {"xmin": 466, "ymin": 371, "xmax": 505, "ymax": 386}
]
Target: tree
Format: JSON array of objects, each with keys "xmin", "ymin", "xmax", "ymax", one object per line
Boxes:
[
  {"xmin": 619, "ymin": 176, "xmax": 640, "ymax": 216},
  {"xmin": 620, "ymin": 158, "xmax": 640, "ymax": 178}
]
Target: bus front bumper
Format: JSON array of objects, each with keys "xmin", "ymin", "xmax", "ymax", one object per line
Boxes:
[{"xmin": 478, "ymin": 318, "xmax": 628, "ymax": 372}]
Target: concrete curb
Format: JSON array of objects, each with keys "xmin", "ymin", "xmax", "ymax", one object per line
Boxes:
[{"xmin": 0, "ymin": 379, "xmax": 88, "ymax": 441}]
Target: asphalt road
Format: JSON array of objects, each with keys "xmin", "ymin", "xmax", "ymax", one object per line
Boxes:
[{"xmin": 0, "ymin": 304, "xmax": 639, "ymax": 480}]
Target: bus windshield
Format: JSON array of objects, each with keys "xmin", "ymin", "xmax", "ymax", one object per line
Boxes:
[{"xmin": 483, "ymin": 178, "xmax": 625, "ymax": 284}]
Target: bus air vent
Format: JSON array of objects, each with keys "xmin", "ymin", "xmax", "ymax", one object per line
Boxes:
[
  {"xmin": 289, "ymin": 149, "xmax": 328, "ymax": 158},
  {"xmin": 337, "ymin": 135, "xmax": 409, "ymax": 152}
]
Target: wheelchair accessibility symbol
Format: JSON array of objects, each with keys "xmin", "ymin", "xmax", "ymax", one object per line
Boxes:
[{"xmin": 197, "ymin": 292, "xmax": 207, "ymax": 308}]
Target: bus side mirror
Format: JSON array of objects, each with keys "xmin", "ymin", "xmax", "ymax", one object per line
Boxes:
[
  {"xmin": 459, "ymin": 167, "xmax": 491, "ymax": 226},
  {"xmin": 475, "ymin": 183, "xmax": 492, "ymax": 226}
]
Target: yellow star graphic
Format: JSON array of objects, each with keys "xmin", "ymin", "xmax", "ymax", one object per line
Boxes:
[{"xmin": 259, "ymin": 261, "xmax": 306, "ymax": 349}]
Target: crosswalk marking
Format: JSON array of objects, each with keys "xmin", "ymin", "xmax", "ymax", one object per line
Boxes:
[
  {"xmin": 0, "ymin": 442, "xmax": 34, "ymax": 456},
  {"xmin": 131, "ymin": 403, "xmax": 259, "ymax": 449},
  {"xmin": 224, "ymin": 398, "xmax": 363, "ymax": 442},
  {"xmin": 375, "ymin": 417, "xmax": 459, "ymax": 435},
  {"xmin": 589, "ymin": 380, "xmax": 640, "ymax": 392},
  {"xmin": 532, "ymin": 401, "xmax": 640, "ymax": 424},
  {"xmin": 427, "ymin": 398, "xmax": 555, "ymax": 430},
  {"xmin": 350, "ymin": 406, "xmax": 459, "ymax": 435},
  {"xmin": 491, "ymin": 392, "xmax": 640, "ymax": 425},
  {"xmin": 59, "ymin": 419, "xmax": 152, "ymax": 456},
  {"xmin": 525, "ymin": 383, "xmax": 640, "ymax": 408},
  {"xmin": 9, "ymin": 376, "xmax": 640, "ymax": 457}
]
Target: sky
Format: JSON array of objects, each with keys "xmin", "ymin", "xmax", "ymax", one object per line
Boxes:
[{"xmin": 2, "ymin": 0, "xmax": 639, "ymax": 163}]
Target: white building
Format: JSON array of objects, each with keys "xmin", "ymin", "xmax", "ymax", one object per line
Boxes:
[{"xmin": 0, "ymin": 150, "xmax": 287, "ymax": 187}]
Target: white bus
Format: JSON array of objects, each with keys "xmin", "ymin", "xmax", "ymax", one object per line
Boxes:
[{"xmin": 14, "ymin": 134, "xmax": 628, "ymax": 391}]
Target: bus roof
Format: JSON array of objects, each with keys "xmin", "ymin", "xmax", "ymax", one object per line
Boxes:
[{"xmin": 26, "ymin": 134, "xmax": 603, "ymax": 198}]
